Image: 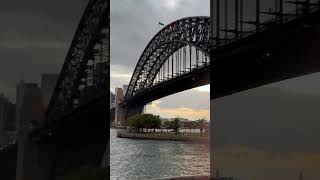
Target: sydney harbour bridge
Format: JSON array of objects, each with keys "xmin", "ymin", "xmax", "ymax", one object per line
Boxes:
[
  {"xmin": 1, "ymin": 0, "xmax": 320, "ymax": 179},
  {"xmin": 113, "ymin": 16, "xmax": 211, "ymax": 125}
]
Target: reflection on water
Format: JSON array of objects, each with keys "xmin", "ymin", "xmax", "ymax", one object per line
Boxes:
[{"xmin": 110, "ymin": 129, "xmax": 209, "ymax": 180}]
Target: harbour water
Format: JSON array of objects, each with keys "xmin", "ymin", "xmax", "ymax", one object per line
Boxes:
[{"xmin": 110, "ymin": 129, "xmax": 210, "ymax": 180}]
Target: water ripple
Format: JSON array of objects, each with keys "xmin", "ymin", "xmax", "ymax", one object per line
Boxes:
[{"xmin": 110, "ymin": 129, "xmax": 210, "ymax": 180}]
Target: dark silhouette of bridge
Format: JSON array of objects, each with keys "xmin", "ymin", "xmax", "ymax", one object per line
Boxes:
[
  {"xmin": 0, "ymin": 0, "xmax": 109, "ymax": 180},
  {"xmin": 211, "ymin": 0, "xmax": 320, "ymax": 99},
  {"xmin": 210, "ymin": 0, "xmax": 320, "ymax": 178}
]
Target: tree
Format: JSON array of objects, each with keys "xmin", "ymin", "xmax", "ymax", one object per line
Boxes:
[
  {"xmin": 127, "ymin": 114, "xmax": 144, "ymax": 133},
  {"xmin": 171, "ymin": 117, "xmax": 180, "ymax": 134},
  {"xmin": 163, "ymin": 121, "xmax": 171, "ymax": 132},
  {"xmin": 183, "ymin": 120, "xmax": 192, "ymax": 133},
  {"xmin": 127, "ymin": 114, "xmax": 161, "ymax": 133},
  {"xmin": 150, "ymin": 116, "xmax": 161, "ymax": 133},
  {"xmin": 142, "ymin": 114, "xmax": 161, "ymax": 133},
  {"xmin": 196, "ymin": 118, "xmax": 207, "ymax": 136},
  {"xmin": 188, "ymin": 121, "xmax": 197, "ymax": 133}
]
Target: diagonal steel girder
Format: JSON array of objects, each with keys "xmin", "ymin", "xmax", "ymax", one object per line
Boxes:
[
  {"xmin": 125, "ymin": 16, "xmax": 210, "ymax": 100},
  {"xmin": 47, "ymin": 0, "xmax": 109, "ymax": 122}
]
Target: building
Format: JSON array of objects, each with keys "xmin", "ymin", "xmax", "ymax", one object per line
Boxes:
[
  {"xmin": 0, "ymin": 93, "xmax": 16, "ymax": 135},
  {"xmin": 122, "ymin": 85, "xmax": 128, "ymax": 95},
  {"xmin": 15, "ymin": 81, "xmax": 46, "ymax": 180},
  {"xmin": 114, "ymin": 87, "xmax": 124, "ymax": 125},
  {"xmin": 16, "ymin": 81, "xmax": 40, "ymax": 132},
  {"xmin": 40, "ymin": 74, "xmax": 58, "ymax": 110},
  {"xmin": 110, "ymin": 91, "xmax": 115, "ymax": 109}
]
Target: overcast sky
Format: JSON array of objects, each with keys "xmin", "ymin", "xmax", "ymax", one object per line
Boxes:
[
  {"xmin": 213, "ymin": 81, "xmax": 320, "ymax": 180},
  {"xmin": 110, "ymin": 0, "xmax": 210, "ymax": 120},
  {"xmin": 1, "ymin": 1, "xmax": 320, "ymax": 179},
  {"xmin": 0, "ymin": 0, "xmax": 88, "ymax": 102},
  {"xmin": 208, "ymin": 0, "xmax": 320, "ymax": 179}
]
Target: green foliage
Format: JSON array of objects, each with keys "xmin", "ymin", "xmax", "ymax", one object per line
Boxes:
[
  {"xmin": 196, "ymin": 118, "xmax": 209, "ymax": 136},
  {"xmin": 171, "ymin": 117, "xmax": 180, "ymax": 134},
  {"xmin": 127, "ymin": 114, "xmax": 161, "ymax": 133},
  {"xmin": 127, "ymin": 114, "xmax": 209, "ymax": 136},
  {"xmin": 163, "ymin": 120, "xmax": 171, "ymax": 128},
  {"xmin": 127, "ymin": 114, "xmax": 144, "ymax": 132}
]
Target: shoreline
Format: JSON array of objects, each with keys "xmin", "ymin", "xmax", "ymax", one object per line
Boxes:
[
  {"xmin": 149, "ymin": 175, "xmax": 210, "ymax": 180},
  {"xmin": 116, "ymin": 130, "xmax": 209, "ymax": 144}
]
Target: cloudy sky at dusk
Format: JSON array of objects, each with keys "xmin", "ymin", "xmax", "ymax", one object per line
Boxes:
[
  {"xmin": 209, "ymin": 0, "xmax": 320, "ymax": 179},
  {"xmin": 213, "ymin": 80, "xmax": 320, "ymax": 180},
  {"xmin": 1, "ymin": 1, "xmax": 320, "ymax": 179},
  {"xmin": 110, "ymin": 0, "xmax": 210, "ymax": 120},
  {"xmin": 0, "ymin": 0, "xmax": 89, "ymax": 102}
]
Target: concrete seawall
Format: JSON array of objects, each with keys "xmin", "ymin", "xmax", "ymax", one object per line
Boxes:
[
  {"xmin": 150, "ymin": 175, "xmax": 210, "ymax": 180},
  {"xmin": 117, "ymin": 131, "xmax": 209, "ymax": 144}
]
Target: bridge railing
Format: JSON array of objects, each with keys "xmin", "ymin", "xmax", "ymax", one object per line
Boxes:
[{"xmin": 212, "ymin": 0, "xmax": 320, "ymax": 49}]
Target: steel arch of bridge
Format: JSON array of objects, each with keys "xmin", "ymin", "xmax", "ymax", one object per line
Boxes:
[
  {"xmin": 125, "ymin": 16, "xmax": 210, "ymax": 100},
  {"xmin": 47, "ymin": 0, "xmax": 109, "ymax": 121}
]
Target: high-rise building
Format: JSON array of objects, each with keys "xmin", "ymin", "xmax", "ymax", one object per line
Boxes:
[
  {"xmin": 41, "ymin": 74, "xmax": 58, "ymax": 110},
  {"xmin": 16, "ymin": 81, "xmax": 39, "ymax": 132},
  {"xmin": 123, "ymin": 85, "xmax": 129, "ymax": 95},
  {"xmin": 0, "ymin": 93, "xmax": 16, "ymax": 135},
  {"xmin": 110, "ymin": 91, "xmax": 115, "ymax": 109},
  {"xmin": 114, "ymin": 87, "xmax": 124, "ymax": 125},
  {"xmin": 15, "ymin": 81, "xmax": 46, "ymax": 180}
]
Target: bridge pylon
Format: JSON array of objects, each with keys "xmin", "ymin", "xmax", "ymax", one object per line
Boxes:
[
  {"xmin": 15, "ymin": 84, "xmax": 54, "ymax": 180},
  {"xmin": 115, "ymin": 88, "xmax": 125, "ymax": 126},
  {"xmin": 115, "ymin": 87, "xmax": 145, "ymax": 126}
]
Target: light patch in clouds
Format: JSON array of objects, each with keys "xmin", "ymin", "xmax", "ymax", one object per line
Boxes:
[
  {"xmin": 164, "ymin": 0, "xmax": 181, "ymax": 10},
  {"xmin": 195, "ymin": 84, "xmax": 210, "ymax": 93},
  {"xmin": 110, "ymin": 64, "xmax": 132, "ymax": 92},
  {"xmin": 110, "ymin": 64, "xmax": 132, "ymax": 79},
  {"xmin": 146, "ymin": 100, "xmax": 210, "ymax": 120}
]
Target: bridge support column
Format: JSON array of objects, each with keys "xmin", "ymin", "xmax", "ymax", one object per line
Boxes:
[
  {"xmin": 115, "ymin": 87, "xmax": 145, "ymax": 126},
  {"xmin": 115, "ymin": 88, "xmax": 125, "ymax": 126},
  {"xmin": 124, "ymin": 104, "xmax": 145, "ymax": 122},
  {"xmin": 16, "ymin": 85, "xmax": 54, "ymax": 180}
]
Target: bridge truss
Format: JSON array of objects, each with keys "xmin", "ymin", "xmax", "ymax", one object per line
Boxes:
[
  {"xmin": 125, "ymin": 16, "xmax": 211, "ymax": 100},
  {"xmin": 212, "ymin": 0, "xmax": 320, "ymax": 47},
  {"xmin": 47, "ymin": 0, "xmax": 109, "ymax": 122}
]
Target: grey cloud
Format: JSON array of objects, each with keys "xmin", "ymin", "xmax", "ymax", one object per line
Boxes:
[
  {"xmin": 110, "ymin": 0, "xmax": 209, "ymax": 69},
  {"xmin": 156, "ymin": 89, "xmax": 210, "ymax": 110},
  {"xmin": 0, "ymin": 0, "xmax": 88, "ymax": 101}
]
